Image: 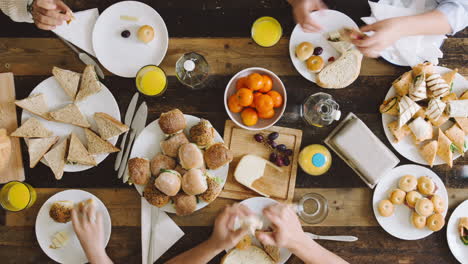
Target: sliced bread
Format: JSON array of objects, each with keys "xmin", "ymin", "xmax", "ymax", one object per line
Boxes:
[
  {"xmin": 44, "ymin": 138, "xmax": 68, "ymax": 180},
  {"xmin": 317, "ymin": 49, "xmax": 363, "ymax": 89},
  {"xmin": 84, "ymin": 128, "xmax": 119, "ymax": 155},
  {"xmin": 52, "ymin": 66, "xmax": 81, "ymax": 100},
  {"xmin": 75, "ymin": 65, "xmax": 102, "ymax": 102},
  {"xmin": 28, "ymin": 136, "xmax": 59, "ymax": 168},
  {"xmin": 15, "ymin": 93, "xmax": 50, "ymax": 120},
  {"xmin": 94, "ymin": 112, "xmax": 129, "ymax": 140},
  {"xmin": 49, "ymin": 104, "xmax": 90, "ymax": 128},
  {"xmin": 11, "ymin": 118, "xmax": 53, "ymax": 138},
  {"xmin": 67, "ymin": 133, "xmax": 96, "ymax": 166},
  {"xmin": 221, "ymin": 246, "xmax": 275, "ymax": 264}
]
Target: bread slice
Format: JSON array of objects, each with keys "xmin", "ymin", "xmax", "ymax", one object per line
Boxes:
[
  {"xmin": 420, "ymin": 140, "xmax": 438, "ymax": 167},
  {"xmin": 317, "ymin": 49, "xmax": 363, "ymax": 89},
  {"xmin": 44, "ymin": 138, "xmax": 68, "ymax": 180},
  {"xmin": 84, "ymin": 128, "xmax": 119, "ymax": 155},
  {"xmin": 221, "ymin": 246, "xmax": 275, "ymax": 264},
  {"xmin": 445, "ymin": 124, "xmax": 465, "ymax": 156},
  {"xmin": 437, "ymin": 128, "xmax": 453, "ymax": 168},
  {"xmin": 67, "ymin": 133, "xmax": 96, "ymax": 166},
  {"xmin": 15, "ymin": 93, "xmax": 50, "ymax": 120},
  {"xmin": 11, "ymin": 118, "xmax": 53, "ymax": 138},
  {"xmin": 28, "ymin": 136, "xmax": 59, "ymax": 168},
  {"xmin": 94, "ymin": 112, "xmax": 129, "ymax": 140},
  {"xmin": 49, "ymin": 104, "xmax": 90, "ymax": 128},
  {"xmin": 52, "ymin": 66, "xmax": 81, "ymax": 100},
  {"xmin": 75, "ymin": 65, "xmax": 102, "ymax": 102}
]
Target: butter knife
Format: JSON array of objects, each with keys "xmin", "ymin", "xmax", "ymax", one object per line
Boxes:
[
  {"xmin": 55, "ymin": 34, "xmax": 105, "ymax": 79},
  {"xmin": 115, "ymin": 92, "xmax": 139, "ymax": 173},
  {"xmin": 306, "ymin": 232, "xmax": 358, "ymax": 242}
]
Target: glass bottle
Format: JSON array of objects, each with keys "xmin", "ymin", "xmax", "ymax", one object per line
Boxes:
[
  {"xmin": 175, "ymin": 52, "xmax": 209, "ymax": 90},
  {"xmin": 300, "ymin": 92, "xmax": 341, "ymax": 127},
  {"xmin": 296, "ymin": 193, "xmax": 328, "ymax": 224}
]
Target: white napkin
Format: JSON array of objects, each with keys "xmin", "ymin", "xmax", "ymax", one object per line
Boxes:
[
  {"xmin": 141, "ymin": 198, "xmax": 184, "ymax": 264},
  {"xmin": 361, "ymin": 0, "xmax": 446, "ymax": 66},
  {"xmin": 52, "ymin": 8, "xmax": 99, "ymax": 57}
]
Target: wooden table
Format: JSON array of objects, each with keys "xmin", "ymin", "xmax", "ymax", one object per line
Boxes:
[{"xmin": 0, "ymin": 1, "xmax": 467, "ymax": 263}]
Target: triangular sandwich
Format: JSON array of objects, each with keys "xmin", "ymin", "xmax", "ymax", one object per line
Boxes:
[
  {"xmin": 437, "ymin": 128, "xmax": 453, "ymax": 168},
  {"xmin": 84, "ymin": 128, "xmax": 119, "ymax": 155},
  {"xmin": 44, "ymin": 138, "xmax": 68, "ymax": 180},
  {"xmin": 94, "ymin": 112, "xmax": 129, "ymax": 140},
  {"xmin": 445, "ymin": 124, "xmax": 465, "ymax": 156},
  {"xmin": 11, "ymin": 118, "xmax": 53, "ymax": 138},
  {"xmin": 49, "ymin": 104, "xmax": 90, "ymax": 128},
  {"xmin": 67, "ymin": 133, "xmax": 96, "ymax": 166},
  {"xmin": 75, "ymin": 65, "xmax": 102, "ymax": 102},
  {"xmin": 28, "ymin": 136, "xmax": 59, "ymax": 168},
  {"xmin": 15, "ymin": 93, "xmax": 50, "ymax": 120},
  {"xmin": 52, "ymin": 66, "xmax": 81, "ymax": 100},
  {"xmin": 420, "ymin": 140, "xmax": 438, "ymax": 167}
]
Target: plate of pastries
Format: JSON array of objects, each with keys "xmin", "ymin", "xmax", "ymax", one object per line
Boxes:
[
  {"xmin": 381, "ymin": 63, "xmax": 468, "ymax": 167},
  {"xmin": 126, "ymin": 109, "xmax": 233, "ymax": 216},
  {"xmin": 446, "ymin": 199, "xmax": 468, "ymax": 264}
]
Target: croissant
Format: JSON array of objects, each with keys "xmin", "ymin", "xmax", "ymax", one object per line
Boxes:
[
  {"xmin": 426, "ymin": 98, "xmax": 446, "ymax": 120},
  {"xmin": 398, "ymin": 95, "xmax": 421, "ymax": 128},
  {"xmin": 427, "ymin": 73, "xmax": 450, "ymax": 98},
  {"xmin": 409, "ymin": 73, "xmax": 427, "ymax": 102}
]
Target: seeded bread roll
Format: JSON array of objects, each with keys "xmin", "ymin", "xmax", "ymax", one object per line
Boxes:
[
  {"xmin": 150, "ymin": 153, "xmax": 176, "ymax": 177},
  {"xmin": 143, "ymin": 177, "xmax": 170, "ymax": 208},
  {"xmin": 204, "ymin": 143, "xmax": 233, "ymax": 170},
  {"xmin": 159, "ymin": 109, "xmax": 186, "ymax": 135},
  {"xmin": 173, "ymin": 192, "xmax": 197, "ymax": 216},
  {"xmin": 128, "ymin": 157, "xmax": 151, "ymax": 185}
]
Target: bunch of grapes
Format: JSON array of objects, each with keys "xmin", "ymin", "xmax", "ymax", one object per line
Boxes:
[{"xmin": 253, "ymin": 132, "xmax": 293, "ymax": 167}]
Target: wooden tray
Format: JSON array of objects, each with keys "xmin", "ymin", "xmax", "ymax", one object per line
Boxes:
[{"xmin": 220, "ymin": 120, "xmax": 302, "ymax": 202}]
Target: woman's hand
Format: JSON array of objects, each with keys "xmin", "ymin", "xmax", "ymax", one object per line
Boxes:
[
  {"xmin": 31, "ymin": 0, "xmax": 72, "ymax": 30},
  {"xmin": 289, "ymin": 0, "xmax": 326, "ymax": 32}
]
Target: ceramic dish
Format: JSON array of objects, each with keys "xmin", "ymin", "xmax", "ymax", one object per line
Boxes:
[{"xmin": 447, "ymin": 200, "xmax": 468, "ymax": 264}]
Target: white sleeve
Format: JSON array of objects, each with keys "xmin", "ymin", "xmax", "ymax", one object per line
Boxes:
[
  {"xmin": 436, "ymin": 0, "xmax": 468, "ymax": 35},
  {"xmin": 0, "ymin": 0, "xmax": 33, "ymax": 23}
]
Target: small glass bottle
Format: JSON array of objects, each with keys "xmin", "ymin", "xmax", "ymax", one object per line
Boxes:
[
  {"xmin": 300, "ymin": 92, "xmax": 341, "ymax": 127},
  {"xmin": 296, "ymin": 193, "xmax": 328, "ymax": 224},
  {"xmin": 175, "ymin": 52, "xmax": 209, "ymax": 90}
]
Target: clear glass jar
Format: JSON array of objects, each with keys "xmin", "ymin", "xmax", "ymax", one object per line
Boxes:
[
  {"xmin": 296, "ymin": 193, "xmax": 328, "ymax": 224},
  {"xmin": 175, "ymin": 52, "xmax": 209, "ymax": 90},
  {"xmin": 300, "ymin": 92, "xmax": 341, "ymax": 127}
]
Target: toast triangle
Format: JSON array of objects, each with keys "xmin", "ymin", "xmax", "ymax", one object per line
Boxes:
[
  {"xmin": 52, "ymin": 66, "xmax": 81, "ymax": 100},
  {"xmin": 49, "ymin": 104, "xmax": 90, "ymax": 128},
  {"xmin": 94, "ymin": 112, "xmax": 129, "ymax": 140},
  {"xmin": 75, "ymin": 65, "xmax": 102, "ymax": 102},
  {"xmin": 67, "ymin": 133, "xmax": 96, "ymax": 166},
  {"xmin": 15, "ymin": 93, "xmax": 50, "ymax": 120},
  {"xmin": 84, "ymin": 128, "xmax": 119, "ymax": 155},
  {"xmin": 11, "ymin": 118, "xmax": 53, "ymax": 138},
  {"xmin": 44, "ymin": 138, "xmax": 68, "ymax": 180},
  {"xmin": 28, "ymin": 136, "xmax": 59, "ymax": 168}
]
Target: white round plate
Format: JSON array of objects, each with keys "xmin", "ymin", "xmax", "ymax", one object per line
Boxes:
[
  {"xmin": 289, "ymin": 10, "xmax": 358, "ymax": 83},
  {"xmin": 129, "ymin": 115, "xmax": 229, "ymax": 214},
  {"xmin": 35, "ymin": 190, "xmax": 111, "ymax": 264},
  {"xmin": 372, "ymin": 164, "xmax": 448, "ymax": 240},
  {"xmin": 239, "ymin": 197, "xmax": 292, "ymax": 264},
  {"xmin": 92, "ymin": 1, "xmax": 169, "ymax": 77},
  {"xmin": 21, "ymin": 76, "xmax": 121, "ymax": 172},
  {"xmin": 382, "ymin": 66, "xmax": 468, "ymax": 165},
  {"xmin": 447, "ymin": 200, "xmax": 468, "ymax": 264}
]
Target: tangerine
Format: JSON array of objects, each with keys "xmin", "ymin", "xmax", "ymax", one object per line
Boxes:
[
  {"xmin": 246, "ymin": 73, "xmax": 264, "ymax": 91},
  {"xmin": 228, "ymin": 94, "xmax": 243, "ymax": 113},
  {"xmin": 267, "ymin": 91, "xmax": 283, "ymax": 108},
  {"xmin": 241, "ymin": 108, "xmax": 258, "ymax": 126},
  {"xmin": 236, "ymin": 77, "xmax": 248, "ymax": 90},
  {"xmin": 236, "ymin": 88, "xmax": 254, "ymax": 107},
  {"xmin": 258, "ymin": 75, "xmax": 273, "ymax": 93},
  {"xmin": 249, "ymin": 92, "xmax": 262, "ymax": 108},
  {"xmin": 255, "ymin": 94, "xmax": 274, "ymax": 113},
  {"xmin": 258, "ymin": 108, "xmax": 275, "ymax": 119}
]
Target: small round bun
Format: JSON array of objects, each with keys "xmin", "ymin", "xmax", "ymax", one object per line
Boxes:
[
  {"xmin": 182, "ymin": 168, "xmax": 208, "ymax": 195},
  {"xmin": 190, "ymin": 120, "xmax": 215, "ymax": 147},
  {"xmin": 388, "ymin": 189, "xmax": 406, "ymax": 205},
  {"xmin": 406, "ymin": 191, "xmax": 422, "ymax": 208},
  {"xmin": 158, "ymin": 109, "xmax": 186, "ymax": 135},
  {"xmin": 399, "ymin": 175, "xmax": 417, "ymax": 192},
  {"xmin": 199, "ymin": 176, "xmax": 223, "ymax": 203},
  {"xmin": 173, "ymin": 193, "xmax": 197, "ymax": 216},
  {"xmin": 295, "ymin": 42, "xmax": 314, "ymax": 61},
  {"xmin": 306, "ymin": 55, "xmax": 324, "ymax": 73},
  {"xmin": 417, "ymin": 176, "xmax": 435, "ymax": 195},
  {"xmin": 154, "ymin": 170, "xmax": 181, "ymax": 196},
  {"xmin": 137, "ymin": 25, "xmax": 155, "ymax": 43},
  {"xmin": 150, "ymin": 153, "xmax": 176, "ymax": 177},
  {"xmin": 415, "ymin": 198, "xmax": 434, "ymax": 217},
  {"xmin": 431, "ymin": 194, "xmax": 445, "ymax": 214},
  {"xmin": 49, "ymin": 201, "xmax": 74, "ymax": 223},
  {"xmin": 179, "ymin": 143, "xmax": 204, "ymax": 169},
  {"xmin": 128, "ymin": 157, "xmax": 151, "ymax": 185},
  {"xmin": 204, "ymin": 143, "xmax": 233, "ymax": 170},
  {"xmin": 411, "ymin": 212, "xmax": 427, "ymax": 229},
  {"xmin": 143, "ymin": 177, "xmax": 170, "ymax": 208},
  {"xmin": 378, "ymin": 200, "xmax": 394, "ymax": 217},
  {"xmin": 427, "ymin": 213, "xmax": 445, "ymax": 232}
]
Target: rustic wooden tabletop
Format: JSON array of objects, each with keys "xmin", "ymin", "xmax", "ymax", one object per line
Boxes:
[{"xmin": 0, "ymin": 0, "xmax": 467, "ymax": 263}]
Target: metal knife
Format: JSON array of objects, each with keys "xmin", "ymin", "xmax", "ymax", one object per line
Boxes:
[
  {"xmin": 115, "ymin": 92, "xmax": 139, "ymax": 173},
  {"xmin": 118, "ymin": 102, "xmax": 148, "ymax": 181},
  {"xmin": 55, "ymin": 34, "xmax": 105, "ymax": 79},
  {"xmin": 306, "ymin": 232, "xmax": 358, "ymax": 242}
]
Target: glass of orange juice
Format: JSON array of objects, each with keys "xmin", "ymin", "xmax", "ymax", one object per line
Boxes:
[
  {"xmin": 136, "ymin": 65, "xmax": 167, "ymax": 96},
  {"xmin": 251, "ymin": 16, "xmax": 282, "ymax": 47},
  {"xmin": 0, "ymin": 181, "xmax": 37, "ymax": 212}
]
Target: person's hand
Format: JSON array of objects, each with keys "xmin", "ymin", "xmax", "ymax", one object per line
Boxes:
[
  {"xmin": 289, "ymin": 0, "xmax": 327, "ymax": 32},
  {"xmin": 31, "ymin": 0, "xmax": 73, "ymax": 30}
]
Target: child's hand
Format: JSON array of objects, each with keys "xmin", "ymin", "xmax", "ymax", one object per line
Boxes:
[{"xmin": 289, "ymin": 0, "xmax": 327, "ymax": 32}]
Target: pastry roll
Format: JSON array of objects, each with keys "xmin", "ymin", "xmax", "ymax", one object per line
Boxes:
[
  {"xmin": 408, "ymin": 117, "xmax": 433, "ymax": 143},
  {"xmin": 446, "ymin": 100, "xmax": 468, "ymax": 117},
  {"xmin": 420, "ymin": 140, "xmax": 438, "ymax": 167},
  {"xmin": 398, "ymin": 96, "xmax": 421, "ymax": 128},
  {"xmin": 426, "ymin": 99, "xmax": 446, "ymax": 120},
  {"xmin": 445, "ymin": 124, "xmax": 465, "ymax": 156},
  {"xmin": 454, "ymin": 117, "xmax": 468, "ymax": 135},
  {"xmin": 412, "ymin": 62, "xmax": 434, "ymax": 77},
  {"xmin": 409, "ymin": 73, "xmax": 427, "ymax": 101},
  {"xmin": 437, "ymin": 128, "xmax": 453, "ymax": 168},
  {"xmin": 379, "ymin": 97, "xmax": 399, "ymax": 116},
  {"xmin": 426, "ymin": 73, "xmax": 450, "ymax": 98}
]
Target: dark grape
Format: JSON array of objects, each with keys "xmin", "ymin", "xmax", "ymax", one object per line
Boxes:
[
  {"xmin": 268, "ymin": 140, "xmax": 278, "ymax": 149},
  {"xmin": 121, "ymin": 30, "xmax": 131, "ymax": 38},
  {"xmin": 328, "ymin": 56, "xmax": 335, "ymax": 62},
  {"xmin": 277, "ymin": 144, "xmax": 287, "ymax": 152},
  {"xmin": 269, "ymin": 153, "xmax": 277, "ymax": 163},
  {"xmin": 268, "ymin": 132, "xmax": 279, "ymax": 141},
  {"xmin": 313, "ymin": 47, "xmax": 323, "ymax": 55},
  {"xmin": 275, "ymin": 156, "xmax": 284, "ymax": 167},
  {"xmin": 283, "ymin": 156, "xmax": 290, "ymax": 166},
  {"xmin": 254, "ymin": 134, "xmax": 264, "ymax": 142},
  {"xmin": 284, "ymin": 149, "xmax": 293, "ymax": 156}
]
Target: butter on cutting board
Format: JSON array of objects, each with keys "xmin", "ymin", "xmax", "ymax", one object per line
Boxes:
[
  {"xmin": 50, "ymin": 231, "xmax": 69, "ymax": 249},
  {"xmin": 234, "ymin": 155, "xmax": 283, "ymax": 197}
]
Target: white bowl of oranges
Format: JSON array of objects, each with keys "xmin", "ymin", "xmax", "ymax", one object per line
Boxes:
[{"xmin": 225, "ymin": 67, "xmax": 286, "ymax": 130}]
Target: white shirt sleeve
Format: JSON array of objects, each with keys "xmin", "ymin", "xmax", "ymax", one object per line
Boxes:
[
  {"xmin": 436, "ymin": 0, "xmax": 468, "ymax": 35},
  {"xmin": 0, "ymin": 0, "xmax": 33, "ymax": 23}
]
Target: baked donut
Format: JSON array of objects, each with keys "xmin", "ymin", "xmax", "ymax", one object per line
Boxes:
[
  {"xmin": 406, "ymin": 191, "xmax": 422, "ymax": 208},
  {"xmin": 431, "ymin": 194, "xmax": 445, "ymax": 214},
  {"xmin": 427, "ymin": 213, "xmax": 445, "ymax": 231},
  {"xmin": 415, "ymin": 198, "xmax": 434, "ymax": 217},
  {"xmin": 137, "ymin": 25, "xmax": 155, "ymax": 43},
  {"xmin": 398, "ymin": 175, "xmax": 417, "ymax": 192},
  {"xmin": 378, "ymin": 200, "xmax": 394, "ymax": 217},
  {"xmin": 411, "ymin": 212, "xmax": 427, "ymax": 229},
  {"xmin": 417, "ymin": 176, "xmax": 435, "ymax": 195},
  {"xmin": 388, "ymin": 189, "xmax": 406, "ymax": 205},
  {"xmin": 295, "ymin": 42, "xmax": 314, "ymax": 61},
  {"xmin": 306, "ymin": 55, "xmax": 324, "ymax": 73}
]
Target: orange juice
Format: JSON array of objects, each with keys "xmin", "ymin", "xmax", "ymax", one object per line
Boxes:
[
  {"xmin": 136, "ymin": 65, "xmax": 167, "ymax": 96},
  {"xmin": 251, "ymin": 17, "xmax": 282, "ymax": 47},
  {"xmin": 0, "ymin": 181, "xmax": 36, "ymax": 211}
]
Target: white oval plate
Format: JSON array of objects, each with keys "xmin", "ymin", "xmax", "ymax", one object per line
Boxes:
[
  {"xmin": 382, "ymin": 66, "xmax": 468, "ymax": 166},
  {"xmin": 373, "ymin": 164, "xmax": 448, "ymax": 240},
  {"xmin": 129, "ymin": 115, "xmax": 229, "ymax": 214},
  {"xmin": 21, "ymin": 76, "xmax": 121, "ymax": 172},
  {"xmin": 92, "ymin": 1, "xmax": 169, "ymax": 77},
  {"xmin": 447, "ymin": 200, "xmax": 468, "ymax": 264},
  {"xmin": 289, "ymin": 10, "xmax": 358, "ymax": 83},
  {"xmin": 35, "ymin": 190, "xmax": 111, "ymax": 264}
]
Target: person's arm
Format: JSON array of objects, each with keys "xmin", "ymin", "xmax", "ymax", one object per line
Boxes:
[
  {"xmin": 0, "ymin": 0, "xmax": 33, "ymax": 22},
  {"xmin": 287, "ymin": 0, "xmax": 326, "ymax": 32},
  {"xmin": 256, "ymin": 203, "xmax": 348, "ymax": 264}
]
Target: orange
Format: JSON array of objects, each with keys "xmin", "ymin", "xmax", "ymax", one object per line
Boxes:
[
  {"xmin": 255, "ymin": 94, "xmax": 274, "ymax": 113},
  {"xmin": 258, "ymin": 108, "xmax": 275, "ymax": 119},
  {"xmin": 246, "ymin": 73, "xmax": 264, "ymax": 91},
  {"xmin": 236, "ymin": 88, "xmax": 254, "ymax": 107},
  {"xmin": 241, "ymin": 108, "xmax": 258, "ymax": 126},
  {"xmin": 258, "ymin": 75, "xmax": 273, "ymax": 93},
  {"xmin": 236, "ymin": 77, "xmax": 248, "ymax": 90},
  {"xmin": 250, "ymin": 92, "xmax": 262, "ymax": 108},
  {"xmin": 267, "ymin": 90, "xmax": 283, "ymax": 108},
  {"xmin": 228, "ymin": 94, "xmax": 243, "ymax": 113}
]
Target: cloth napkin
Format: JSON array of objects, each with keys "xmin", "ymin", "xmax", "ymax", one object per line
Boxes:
[
  {"xmin": 141, "ymin": 198, "xmax": 184, "ymax": 264},
  {"xmin": 52, "ymin": 8, "xmax": 99, "ymax": 57},
  {"xmin": 361, "ymin": 0, "xmax": 446, "ymax": 66}
]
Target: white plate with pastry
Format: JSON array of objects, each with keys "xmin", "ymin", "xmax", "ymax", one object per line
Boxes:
[
  {"xmin": 373, "ymin": 164, "xmax": 448, "ymax": 240},
  {"xmin": 381, "ymin": 65, "xmax": 468, "ymax": 167},
  {"xmin": 447, "ymin": 200, "xmax": 468, "ymax": 264},
  {"xmin": 35, "ymin": 189, "xmax": 111, "ymax": 264},
  {"xmin": 92, "ymin": 1, "xmax": 169, "ymax": 77}
]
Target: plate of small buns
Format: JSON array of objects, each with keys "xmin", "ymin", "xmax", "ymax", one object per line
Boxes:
[
  {"xmin": 373, "ymin": 164, "xmax": 448, "ymax": 240},
  {"xmin": 446, "ymin": 200, "xmax": 468, "ymax": 264},
  {"xmin": 126, "ymin": 109, "xmax": 233, "ymax": 216}
]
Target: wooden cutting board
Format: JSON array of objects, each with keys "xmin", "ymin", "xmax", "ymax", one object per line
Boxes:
[
  {"xmin": 220, "ymin": 120, "xmax": 302, "ymax": 202},
  {"xmin": 0, "ymin": 72, "xmax": 25, "ymax": 183}
]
